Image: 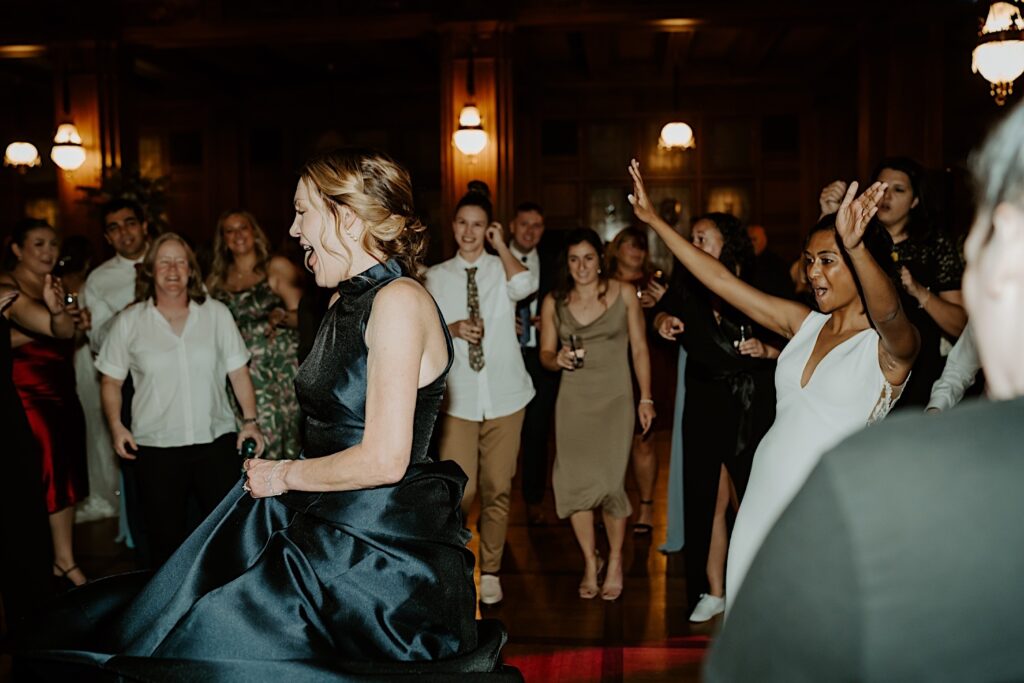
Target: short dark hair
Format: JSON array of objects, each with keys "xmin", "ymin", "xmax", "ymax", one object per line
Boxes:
[
  {"xmin": 515, "ymin": 201, "xmax": 544, "ymax": 217},
  {"xmin": 100, "ymin": 198, "xmax": 146, "ymax": 230}
]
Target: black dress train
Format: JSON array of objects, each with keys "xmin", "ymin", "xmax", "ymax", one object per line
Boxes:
[{"xmin": 11, "ymin": 260, "xmax": 493, "ymax": 680}]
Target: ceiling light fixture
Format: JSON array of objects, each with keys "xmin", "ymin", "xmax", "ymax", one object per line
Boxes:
[{"xmin": 973, "ymin": 1, "xmax": 1024, "ymax": 105}]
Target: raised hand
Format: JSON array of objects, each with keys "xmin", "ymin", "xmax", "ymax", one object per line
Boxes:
[
  {"xmin": 41, "ymin": 274, "xmax": 66, "ymax": 315},
  {"xmin": 835, "ymin": 181, "xmax": 887, "ymax": 251},
  {"xmin": 484, "ymin": 222, "xmax": 505, "ymax": 249},
  {"xmin": 627, "ymin": 159, "xmax": 657, "ymax": 225},
  {"xmin": 819, "ymin": 180, "xmax": 849, "ymax": 216}
]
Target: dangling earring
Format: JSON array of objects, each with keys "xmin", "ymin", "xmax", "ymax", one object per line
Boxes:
[{"xmin": 343, "ymin": 225, "xmax": 358, "ymax": 242}]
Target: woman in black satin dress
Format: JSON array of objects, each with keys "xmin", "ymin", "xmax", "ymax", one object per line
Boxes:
[{"xmin": 14, "ymin": 149, "xmax": 478, "ymax": 676}]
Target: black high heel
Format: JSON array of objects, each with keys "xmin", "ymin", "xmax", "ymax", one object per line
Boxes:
[
  {"xmin": 53, "ymin": 562, "xmax": 85, "ymax": 590},
  {"xmin": 632, "ymin": 499, "xmax": 654, "ymax": 535}
]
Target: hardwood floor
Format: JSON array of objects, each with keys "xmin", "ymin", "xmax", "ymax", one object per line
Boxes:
[
  {"xmin": 61, "ymin": 428, "xmax": 711, "ymax": 682},
  {"xmin": 469, "ymin": 429, "xmax": 714, "ymax": 682}
]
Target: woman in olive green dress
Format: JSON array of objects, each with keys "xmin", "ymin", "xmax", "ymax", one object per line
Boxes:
[
  {"xmin": 207, "ymin": 210, "xmax": 304, "ymax": 459},
  {"xmin": 539, "ymin": 228, "xmax": 655, "ymax": 602}
]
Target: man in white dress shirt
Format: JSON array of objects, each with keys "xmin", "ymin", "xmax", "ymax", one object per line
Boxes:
[
  {"xmin": 82, "ymin": 199, "xmax": 150, "ymax": 352},
  {"xmin": 79, "ymin": 199, "xmax": 150, "ymax": 549},
  {"xmin": 508, "ymin": 202, "xmax": 561, "ymax": 526},
  {"xmin": 426, "ymin": 188, "xmax": 537, "ymax": 606}
]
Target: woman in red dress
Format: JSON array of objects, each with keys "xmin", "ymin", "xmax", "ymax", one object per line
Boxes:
[{"xmin": 2, "ymin": 219, "xmax": 90, "ymax": 587}]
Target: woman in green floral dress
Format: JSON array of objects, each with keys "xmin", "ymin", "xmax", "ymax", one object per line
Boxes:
[{"xmin": 208, "ymin": 210, "xmax": 304, "ymax": 459}]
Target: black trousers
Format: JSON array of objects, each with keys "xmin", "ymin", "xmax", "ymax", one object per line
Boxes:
[
  {"xmin": 134, "ymin": 433, "xmax": 241, "ymax": 568},
  {"xmin": 519, "ymin": 347, "xmax": 560, "ymax": 505},
  {"xmin": 682, "ymin": 373, "xmax": 775, "ymax": 608}
]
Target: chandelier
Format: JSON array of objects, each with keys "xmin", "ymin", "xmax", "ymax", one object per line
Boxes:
[{"xmin": 973, "ymin": 1, "xmax": 1024, "ymax": 105}]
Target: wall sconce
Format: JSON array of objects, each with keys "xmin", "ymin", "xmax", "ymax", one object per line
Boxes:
[
  {"xmin": 51, "ymin": 66, "xmax": 86, "ymax": 171},
  {"xmin": 973, "ymin": 1, "xmax": 1024, "ymax": 105},
  {"xmin": 453, "ymin": 46, "xmax": 488, "ymax": 157},
  {"xmin": 658, "ymin": 65, "xmax": 695, "ymax": 150},
  {"xmin": 4, "ymin": 141, "xmax": 42, "ymax": 170},
  {"xmin": 51, "ymin": 123, "xmax": 86, "ymax": 170}
]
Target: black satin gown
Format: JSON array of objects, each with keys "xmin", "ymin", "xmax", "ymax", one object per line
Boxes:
[{"xmin": 13, "ymin": 259, "xmax": 479, "ymax": 676}]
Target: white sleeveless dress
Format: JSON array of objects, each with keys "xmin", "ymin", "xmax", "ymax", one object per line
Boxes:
[{"xmin": 725, "ymin": 311, "xmax": 902, "ymax": 610}]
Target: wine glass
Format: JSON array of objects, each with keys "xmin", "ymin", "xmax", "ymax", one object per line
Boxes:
[{"xmin": 569, "ymin": 334, "xmax": 586, "ymax": 368}]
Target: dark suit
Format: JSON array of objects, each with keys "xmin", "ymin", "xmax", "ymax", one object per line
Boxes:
[{"xmin": 517, "ymin": 236, "xmax": 562, "ymax": 506}]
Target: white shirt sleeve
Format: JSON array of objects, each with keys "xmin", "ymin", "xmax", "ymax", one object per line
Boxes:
[
  {"xmin": 95, "ymin": 310, "xmax": 132, "ymax": 381},
  {"xmin": 214, "ymin": 302, "xmax": 251, "ymax": 372},
  {"xmin": 83, "ymin": 277, "xmax": 118, "ymax": 355},
  {"xmin": 926, "ymin": 324, "xmax": 981, "ymax": 412},
  {"xmin": 505, "ymin": 268, "xmax": 539, "ymax": 301}
]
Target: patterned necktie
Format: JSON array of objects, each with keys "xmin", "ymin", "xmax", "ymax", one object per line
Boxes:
[
  {"xmin": 516, "ymin": 255, "xmax": 532, "ymax": 346},
  {"xmin": 465, "ymin": 267, "xmax": 485, "ymax": 371}
]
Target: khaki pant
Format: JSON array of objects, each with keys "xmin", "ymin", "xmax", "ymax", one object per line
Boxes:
[{"xmin": 439, "ymin": 409, "xmax": 526, "ymax": 573}]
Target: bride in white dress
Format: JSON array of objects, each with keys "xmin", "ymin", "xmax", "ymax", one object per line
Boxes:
[{"xmin": 627, "ymin": 160, "xmax": 920, "ymax": 610}]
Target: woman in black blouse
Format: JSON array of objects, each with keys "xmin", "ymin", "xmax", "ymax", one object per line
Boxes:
[
  {"xmin": 652, "ymin": 213, "xmax": 777, "ymax": 622},
  {"xmin": 823, "ymin": 158, "xmax": 967, "ymax": 407}
]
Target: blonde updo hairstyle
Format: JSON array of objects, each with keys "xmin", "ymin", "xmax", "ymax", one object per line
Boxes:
[{"xmin": 299, "ymin": 148, "xmax": 428, "ymax": 280}]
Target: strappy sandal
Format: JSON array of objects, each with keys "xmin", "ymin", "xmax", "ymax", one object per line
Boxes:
[
  {"xmin": 601, "ymin": 559, "xmax": 623, "ymax": 601},
  {"xmin": 632, "ymin": 499, "xmax": 654, "ymax": 535},
  {"xmin": 578, "ymin": 551, "xmax": 605, "ymax": 599},
  {"xmin": 53, "ymin": 562, "xmax": 86, "ymax": 589}
]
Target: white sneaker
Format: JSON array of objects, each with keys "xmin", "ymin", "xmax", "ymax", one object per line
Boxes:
[
  {"xmin": 688, "ymin": 593, "xmax": 725, "ymax": 622},
  {"xmin": 480, "ymin": 574, "xmax": 503, "ymax": 605}
]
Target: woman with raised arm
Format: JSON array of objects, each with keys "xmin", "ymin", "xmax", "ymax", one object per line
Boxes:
[
  {"xmin": 2, "ymin": 219, "xmax": 91, "ymax": 589},
  {"xmin": 0, "ymin": 271, "xmax": 76, "ymax": 626},
  {"xmin": 628, "ymin": 159, "xmax": 919, "ymax": 607},
  {"xmin": 15, "ymin": 149, "xmax": 480, "ymax": 678}
]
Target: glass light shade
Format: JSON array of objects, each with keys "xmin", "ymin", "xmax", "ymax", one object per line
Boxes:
[
  {"xmin": 50, "ymin": 123, "xmax": 86, "ymax": 171},
  {"xmin": 458, "ymin": 105, "xmax": 482, "ymax": 127},
  {"xmin": 4, "ymin": 141, "xmax": 41, "ymax": 168},
  {"xmin": 974, "ymin": 2, "xmax": 1024, "ymax": 104},
  {"xmin": 982, "ymin": 2, "xmax": 1024, "ymax": 34},
  {"xmin": 453, "ymin": 104, "xmax": 487, "ymax": 156},
  {"xmin": 973, "ymin": 41, "xmax": 1024, "ymax": 84},
  {"xmin": 453, "ymin": 128, "xmax": 488, "ymax": 156},
  {"xmin": 658, "ymin": 121, "xmax": 695, "ymax": 150}
]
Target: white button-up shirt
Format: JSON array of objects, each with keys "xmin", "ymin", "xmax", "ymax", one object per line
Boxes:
[
  {"xmin": 926, "ymin": 323, "xmax": 980, "ymax": 412},
  {"xmin": 426, "ymin": 253, "xmax": 537, "ymax": 421},
  {"xmin": 81, "ymin": 253, "xmax": 142, "ymax": 354},
  {"xmin": 96, "ymin": 298, "xmax": 251, "ymax": 448},
  {"xmin": 510, "ymin": 244, "xmax": 542, "ymax": 348}
]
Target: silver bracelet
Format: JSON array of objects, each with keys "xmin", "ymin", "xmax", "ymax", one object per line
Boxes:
[{"xmin": 639, "ymin": 398, "xmax": 654, "ymax": 405}]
